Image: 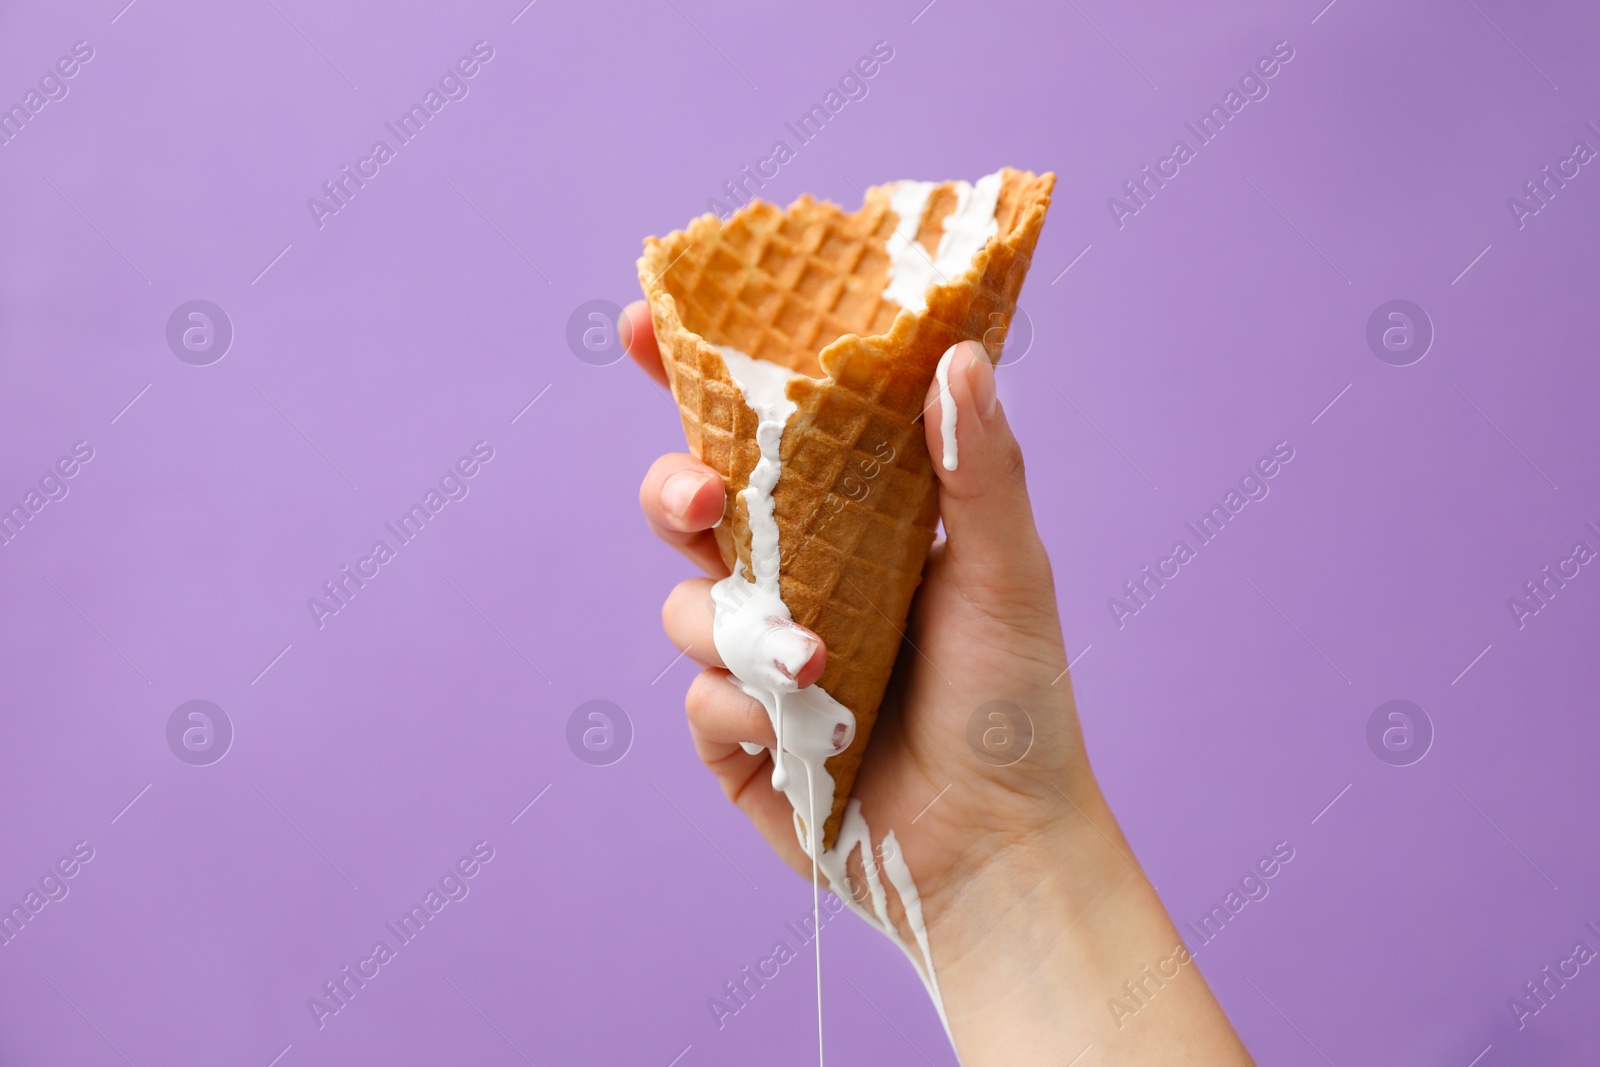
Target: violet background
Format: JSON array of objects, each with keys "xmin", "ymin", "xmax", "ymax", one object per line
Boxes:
[{"xmin": 1, "ymin": 0, "xmax": 1597, "ymax": 1063}]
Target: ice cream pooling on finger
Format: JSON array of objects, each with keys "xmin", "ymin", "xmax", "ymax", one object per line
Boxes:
[{"xmin": 709, "ymin": 345, "xmax": 856, "ymax": 804}]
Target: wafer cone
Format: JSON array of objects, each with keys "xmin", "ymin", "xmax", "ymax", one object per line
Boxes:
[{"xmin": 640, "ymin": 168, "xmax": 1054, "ymax": 848}]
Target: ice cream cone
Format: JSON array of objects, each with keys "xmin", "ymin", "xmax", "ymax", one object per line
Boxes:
[{"xmin": 639, "ymin": 168, "xmax": 1054, "ymax": 848}]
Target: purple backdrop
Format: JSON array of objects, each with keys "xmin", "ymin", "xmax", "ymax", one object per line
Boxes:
[{"xmin": 2, "ymin": 0, "xmax": 1597, "ymax": 1063}]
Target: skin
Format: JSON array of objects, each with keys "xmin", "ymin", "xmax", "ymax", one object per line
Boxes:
[{"xmin": 621, "ymin": 300, "xmax": 1255, "ymax": 1065}]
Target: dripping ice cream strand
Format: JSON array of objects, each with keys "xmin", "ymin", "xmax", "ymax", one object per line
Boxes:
[
  {"xmin": 877, "ymin": 831, "xmax": 948, "ymax": 1028},
  {"xmin": 817, "ymin": 803, "xmax": 954, "ymax": 1045},
  {"xmin": 710, "ymin": 347, "xmax": 946, "ymax": 1055},
  {"xmin": 709, "ymin": 344, "xmax": 854, "ymax": 1064},
  {"xmin": 933, "ymin": 346, "xmax": 960, "ymax": 472},
  {"xmin": 806, "ymin": 762, "xmax": 824, "ymax": 1064},
  {"xmin": 706, "ymin": 170, "xmax": 1007, "ymax": 1052},
  {"xmin": 708, "ymin": 345, "xmax": 855, "ymax": 816}
]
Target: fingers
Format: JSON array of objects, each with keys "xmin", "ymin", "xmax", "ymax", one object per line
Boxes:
[
  {"xmin": 686, "ymin": 669, "xmax": 777, "ymax": 748},
  {"xmin": 628, "ymin": 303, "xmax": 728, "ymax": 579},
  {"xmin": 664, "ymin": 578, "xmax": 724, "ymax": 669},
  {"xmin": 682, "ymin": 666, "xmax": 827, "ymax": 885},
  {"xmin": 663, "ymin": 577, "xmax": 828, "ymax": 688},
  {"xmin": 640, "ymin": 454, "xmax": 729, "ymax": 577},
  {"xmin": 924, "ymin": 340, "xmax": 1055, "ymax": 601},
  {"xmin": 619, "ymin": 300, "xmax": 667, "ymax": 387}
]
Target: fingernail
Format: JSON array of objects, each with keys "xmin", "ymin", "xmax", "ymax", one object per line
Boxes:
[
  {"xmin": 759, "ymin": 621, "xmax": 821, "ymax": 691},
  {"xmin": 661, "ymin": 470, "xmax": 711, "ymax": 526},
  {"xmin": 965, "ymin": 344, "xmax": 998, "ymax": 419}
]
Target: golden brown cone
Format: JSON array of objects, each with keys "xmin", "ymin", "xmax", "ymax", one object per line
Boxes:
[{"xmin": 639, "ymin": 168, "xmax": 1054, "ymax": 848}]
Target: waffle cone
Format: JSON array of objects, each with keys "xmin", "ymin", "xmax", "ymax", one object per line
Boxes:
[{"xmin": 639, "ymin": 168, "xmax": 1054, "ymax": 848}]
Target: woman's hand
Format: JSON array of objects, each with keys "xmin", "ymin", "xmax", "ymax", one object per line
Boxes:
[{"xmin": 622, "ymin": 300, "xmax": 1254, "ymax": 1064}]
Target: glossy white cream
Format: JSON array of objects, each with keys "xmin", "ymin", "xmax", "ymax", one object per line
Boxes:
[
  {"xmin": 934, "ymin": 345, "xmax": 960, "ymax": 471},
  {"xmin": 705, "ymin": 171, "xmax": 1002, "ymax": 1058},
  {"xmin": 884, "ymin": 169, "xmax": 1004, "ymax": 314}
]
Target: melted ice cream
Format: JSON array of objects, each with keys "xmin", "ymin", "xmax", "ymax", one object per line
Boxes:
[
  {"xmin": 710, "ymin": 345, "xmax": 856, "ymax": 807},
  {"xmin": 934, "ymin": 346, "xmax": 960, "ymax": 472},
  {"xmin": 710, "ymin": 345, "xmax": 854, "ymax": 1064},
  {"xmin": 709, "ymin": 345, "xmax": 950, "ymax": 1055},
  {"xmin": 705, "ymin": 170, "xmax": 1004, "ymax": 1057},
  {"xmin": 884, "ymin": 170, "xmax": 1004, "ymax": 314}
]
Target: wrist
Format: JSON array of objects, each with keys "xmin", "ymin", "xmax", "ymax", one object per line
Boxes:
[
  {"xmin": 921, "ymin": 782, "xmax": 1253, "ymax": 1065},
  {"xmin": 926, "ymin": 781, "xmax": 1148, "ymax": 995}
]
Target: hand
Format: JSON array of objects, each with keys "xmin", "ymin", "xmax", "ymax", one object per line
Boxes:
[{"xmin": 622, "ymin": 301, "xmax": 1254, "ymax": 1064}]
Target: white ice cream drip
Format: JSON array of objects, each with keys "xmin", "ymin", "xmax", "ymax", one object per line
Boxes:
[{"xmin": 706, "ymin": 170, "xmax": 1003, "ymax": 1059}]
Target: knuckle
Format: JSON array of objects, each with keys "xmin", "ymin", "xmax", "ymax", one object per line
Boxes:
[
  {"xmin": 667, "ymin": 576, "xmax": 702, "ymax": 606},
  {"xmin": 997, "ymin": 432, "xmax": 1028, "ymax": 489},
  {"xmin": 640, "ymin": 457, "xmax": 673, "ymax": 513},
  {"xmin": 684, "ymin": 669, "xmax": 719, "ymax": 723},
  {"xmin": 638, "ymin": 470, "xmax": 656, "ymax": 514},
  {"xmin": 662, "ymin": 579, "xmax": 699, "ymax": 634}
]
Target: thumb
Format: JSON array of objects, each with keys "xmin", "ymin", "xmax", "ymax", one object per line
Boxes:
[{"xmin": 924, "ymin": 340, "xmax": 1054, "ymax": 600}]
